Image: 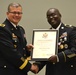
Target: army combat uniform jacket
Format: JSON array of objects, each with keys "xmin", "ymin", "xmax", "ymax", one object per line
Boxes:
[
  {"xmin": 34, "ymin": 23, "xmax": 76, "ymax": 75},
  {"xmin": 0, "ymin": 19, "xmax": 31, "ymax": 75}
]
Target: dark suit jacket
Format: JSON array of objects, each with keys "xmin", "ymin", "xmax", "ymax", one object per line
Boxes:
[
  {"xmin": 0, "ymin": 19, "xmax": 31, "ymax": 75},
  {"xmin": 35, "ymin": 23, "xmax": 76, "ymax": 75}
]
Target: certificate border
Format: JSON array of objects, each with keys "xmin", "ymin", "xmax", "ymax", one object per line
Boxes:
[{"xmin": 31, "ymin": 29, "xmax": 58, "ymax": 61}]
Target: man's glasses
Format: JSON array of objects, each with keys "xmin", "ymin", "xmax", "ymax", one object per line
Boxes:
[{"xmin": 9, "ymin": 12, "xmax": 23, "ymax": 15}]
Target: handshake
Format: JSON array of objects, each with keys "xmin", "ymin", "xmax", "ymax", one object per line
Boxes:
[{"xmin": 30, "ymin": 63, "xmax": 39, "ymax": 74}]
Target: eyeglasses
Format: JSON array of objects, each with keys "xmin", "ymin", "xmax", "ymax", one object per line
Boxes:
[{"xmin": 9, "ymin": 12, "xmax": 23, "ymax": 15}]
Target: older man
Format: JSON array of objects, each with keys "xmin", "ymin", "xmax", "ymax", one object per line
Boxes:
[{"xmin": 0, "ymin": 3, "xmax": 38, "ymax": 75}]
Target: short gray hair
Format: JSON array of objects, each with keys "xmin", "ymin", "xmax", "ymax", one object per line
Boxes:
[{"xmin": 8, "ymin": 2, "xmax": 22, "ymax": 12}]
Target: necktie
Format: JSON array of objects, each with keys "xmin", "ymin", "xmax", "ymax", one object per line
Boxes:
[
  {"xmin": 16, "ymin": 26, "xmax": 21, "ymax": 36},
  {"xmin": 16, "ymin": 26, "xmax": 19, "ymax": 30}
]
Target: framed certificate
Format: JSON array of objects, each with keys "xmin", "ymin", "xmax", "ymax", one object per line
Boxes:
[{"xmin": 31, "ymin": 29, "xmax": 58, "ymax": 61}]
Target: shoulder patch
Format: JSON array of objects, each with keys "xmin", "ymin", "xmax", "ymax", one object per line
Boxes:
[
  {"xmin": 0, "ymin": 24, "xmax": 5, "ymax": 27},
  {"xmin": 65, "ymin": 24, "xmax": 73, "ymax": 27}
]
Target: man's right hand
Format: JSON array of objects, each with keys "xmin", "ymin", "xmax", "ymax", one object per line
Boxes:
[{"xmin": 30, "ymin": 64, "xmax": 39, "ymax": 74}]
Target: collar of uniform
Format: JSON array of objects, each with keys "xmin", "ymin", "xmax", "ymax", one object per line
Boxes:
[
  {"xmin": 7, "ymin": 18, "xmax": 18, "ymax": 29},
  {"xmin": 10, "ymin": 22, "xmax": 19, "ymax": 30},
  {"xmin": 10, "ymin": 22, "xmax": 18, "ymax": 29},
  {"xmin": 52, "ymin": 22, "xmax": 62, "ymax": 30}
]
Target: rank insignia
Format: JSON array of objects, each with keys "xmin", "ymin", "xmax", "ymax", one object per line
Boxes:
[
  {"xmin": 0, "ymin": 24, "xmax": 5, "ymax": 27},
  {"xmin": 65, "ymin": 24, "xmax": 73, "ymax": 27}
]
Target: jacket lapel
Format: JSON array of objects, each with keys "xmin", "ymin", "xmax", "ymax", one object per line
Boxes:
[
  {"xmin": 59, "ymin": 23, "xmax": 66, "ymax": 37},
  {"xmin": 3, "ymin": 19, "xmax": 22, "ymax": 38},
  {"xmin": 19, "ymin": 27, "xmax": 25, "ymax": 44}
]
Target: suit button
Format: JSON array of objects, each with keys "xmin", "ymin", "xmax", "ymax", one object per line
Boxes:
[
  {"xmin": 23, "ymin": 48, "xmax": 25, "ymax": 50},
  {"xmin": 4, "ymin": 65, "xmax": 7, "ymax": 68},
  {"xmin": 53, "ymin": 63, "xmax": 55, "ymax": 64},
  {"xmin": 71, "ymin": 65, "xmax": 73, "ymax": 67}
]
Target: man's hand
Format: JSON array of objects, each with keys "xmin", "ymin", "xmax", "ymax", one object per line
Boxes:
[
  {"xmin": 48, "ymin": 55, "xmax": 57, "ymax": 63},
  {"xmin": 30, "ymin": 64, "xmax": 39, "ymax": 74},
  {"xmin": 26, "ymin": 44, "xmax": 34, "ymax": 51}
]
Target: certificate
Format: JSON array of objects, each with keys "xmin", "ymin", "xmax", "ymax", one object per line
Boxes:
[{"xmin": 31, "ymin": 29, "xmax": 58, "ymax": 61}]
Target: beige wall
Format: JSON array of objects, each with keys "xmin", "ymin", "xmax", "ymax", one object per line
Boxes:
[{"xmin": 0, "ymin": 0, "xmax": 76, "ymax": 75}]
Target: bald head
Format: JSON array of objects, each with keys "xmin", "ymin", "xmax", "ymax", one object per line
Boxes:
[
  {"xmin": 47, "ymin": 8, "xmax": 61, "ymax": 17},
  {"xmin": 46, "ymin": 8, "xmax": 62, "ymax": 29}
]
